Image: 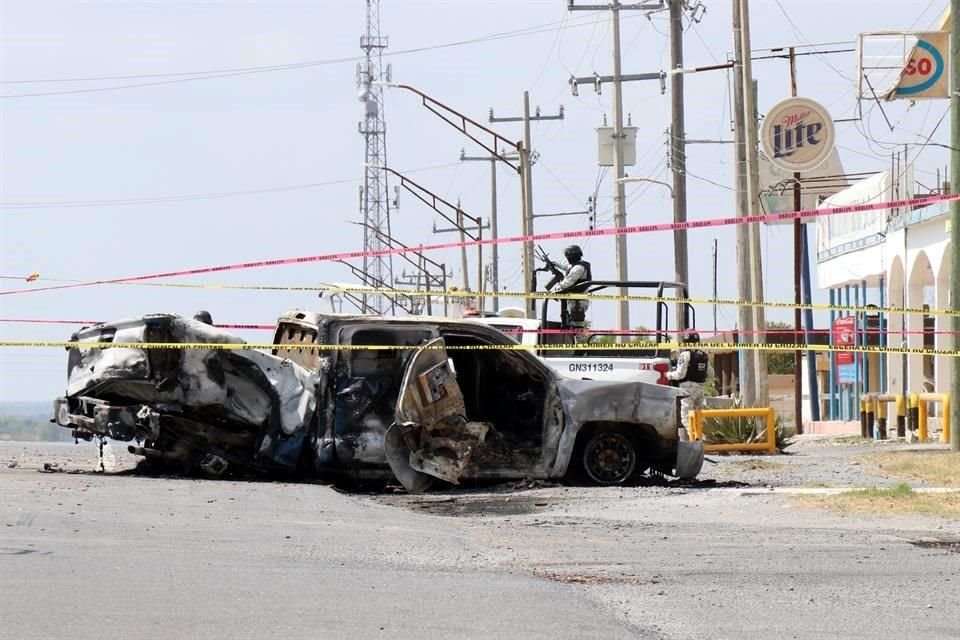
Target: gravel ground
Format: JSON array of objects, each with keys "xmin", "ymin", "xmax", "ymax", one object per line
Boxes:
[{"xmin": 695, "ymin": 435, "xmax": 954, "ymax": 488}]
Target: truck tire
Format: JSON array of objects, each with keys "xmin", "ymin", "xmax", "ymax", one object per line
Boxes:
[{"xmin": 580, "ymin": 430, "xmax": 638, "ymax": 485}]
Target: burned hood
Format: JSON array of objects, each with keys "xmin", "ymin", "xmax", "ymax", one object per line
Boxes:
[
  {"xmin": 555, "ymin": 378, "xmax": 684, "ymax": 431},
  {"xmin": 66, "ymin": 315, "xmax": 245, "ymax": 396},
  {"xmin": 64, "ymin": 314, "xmax": 319, "ymax": 438}
]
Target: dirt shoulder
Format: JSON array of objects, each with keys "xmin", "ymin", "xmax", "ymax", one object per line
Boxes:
[
  {"xmin": 695, "ymin": 436, "xmax": 958, "ymax": 489},
  {"xmin": 857, "ymin": 449, "xmax": 960, "ymax": 487}
]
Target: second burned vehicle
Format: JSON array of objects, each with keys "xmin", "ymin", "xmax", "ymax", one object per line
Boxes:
[{"xmin": 53, "ymin": 311, "xmax": 703, "ymax": 492}]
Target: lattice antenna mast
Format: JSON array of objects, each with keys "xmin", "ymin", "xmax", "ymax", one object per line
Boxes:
[{"xmin": 357, "ymin": 0, "xmax": 396, "ymax": 314}]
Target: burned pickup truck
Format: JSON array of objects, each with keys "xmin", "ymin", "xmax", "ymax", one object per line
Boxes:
[{"xmin": 53, "ymin": 311, "xmax": 703, "ymax": 492}]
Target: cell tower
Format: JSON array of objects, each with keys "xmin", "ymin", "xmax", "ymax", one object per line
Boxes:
[{"xmin": 356, "ymin": 0, "xmax": 395, "ymax": 314}]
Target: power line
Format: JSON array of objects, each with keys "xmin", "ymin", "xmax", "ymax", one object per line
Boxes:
[
  {"xmin": 772, "ymin": 0, "xmax": 855, "ymax": 84},
  {"xmin": 0, "ymin": 161, "xmax": 460, "ymax": 210},
  {"xmin": 529, "ymin": 7, "xmax": 569, "ymax": 92},
  {"xmin": 687, "ymin": 16, "xmax": 720, "ymax": 65},
  {"xmin": 684, "ymin": 169, "xmax": 735, "ymax": 192},
  {"xmin": 1, "ymin": 177, "xmax": 356, "ymax": 209},
  {"xmin": 0, "ymin": 12, "xmax": 624, "ymax": 98},
  {"xmin": 2, "ymin": 58, "xmax": 344, "ymax": 85},
  {"xmin": 1, "ymin": 60, "xmax": 351, "ymax": 99},
  {"xmin": 536, "ymin": 157, "xmax": 587, "ymax": 207},
  {"xmin": 532, "ymin": 117, "xmax": 567, "ymax": 150},
  {"xmin": 3, "ymin": 14, "xmax": 605, "ymax": 84},
  {"xmin": 836, "ymin": 105, "xmax": 950, "ymax": 205},
  {"xmin": 855, "ymin": 99, "xmax": 952, "ymax": 163},
  {"xmin": 552, "ymin": 10, "xmax": 605, "ymax": 108}
]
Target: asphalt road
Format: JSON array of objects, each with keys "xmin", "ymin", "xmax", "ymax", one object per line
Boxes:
[
  {"xmin": 2, "ymin": 441, "xmax": 959, "ymax": 640},
  {"xmin": 0, "ymin": 466, "xmax": 640, "ymax": 639}
]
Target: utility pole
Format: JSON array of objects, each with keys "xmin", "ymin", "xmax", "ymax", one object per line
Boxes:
[
  {"xmin": 669, "ymin": 0, "xmax": 689, "ymax": 332},
  {"xmin": 610, "ymin": 3, "xmax": 629, "ymax": 334},
  {"xmin": 790, "ymin": 47, "xmax": 803, "ymax": 432},
  {"xmin": 457, "ymin": 203, "xmax": 469, "ymax": 292},
  {"xmin": 712, "ymin": 238, "xmax": 718, "ymax": 332},
  {"xmin": 461, "ymin": 148, "xmax": 520, "ymax": 312},
  {"xmin": 522, "ymin": 94, "xmax": 535, "ymax": 318},
  {"xmin": 490, "ymin": 98, "xmax": 563, "ymax": 317},
  {"xmin": 738, "ymin": 0, "xmax": 769, "ymax": 407},
  {"xmin": 777, "ymin": 47, "xmax": 821, "ymax": 429},
  {"xmin": 951, "ymin": 0, "xmax": 959, "ymax": 451},
  {"xmin": 395, "ymin": 264, "xmax": 454, "ymax": 317},
  {"xmin": 568, "ymin": 0, "xmax": 666, "ymax": 333},
  {"xmin": 731, "ymin": 0, "xmax": 757, "ymax": 406},
  {"xmin": 432, "ymin": 199, "xmax": 488, "ymax": 312}
]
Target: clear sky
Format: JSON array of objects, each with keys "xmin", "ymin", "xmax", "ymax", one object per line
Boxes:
[{"xmin": 0, "ymin": 0, "xmax": 949, "ymax": 401}]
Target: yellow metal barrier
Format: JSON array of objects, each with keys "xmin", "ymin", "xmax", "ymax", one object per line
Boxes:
[
  {"xmin": 919, "ymin": 397, "xmax": 928, "ymax": 441},
  {"xmin": 689, "ymin": 407, "xmax": 778, "ymax": 454},
  {"xmin": 860, "ymin": 397, "xmax": 873, "ymax": 439},
  {"xmin": 863, "ymin": 393, "xmax": 906, "ymax": 439},
  {"xmin": 916, "ymin": 393, "xmax": 952, "ymax": 444},
  {"xmin": 875, "ymin": 397, "xmax": 887, "ymax": 439},
  {"xmin": 909, "ymin": 393, "xmax": 920, "ymax": 438}
]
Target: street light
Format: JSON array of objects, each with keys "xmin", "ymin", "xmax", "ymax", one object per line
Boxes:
[
  {"xmin": 615, "ymin": 176, "xmax": 674, "ymax": 198},
  {"xmin": 616, "ymin": 175, "xmax": 686, "ymax": 334}
]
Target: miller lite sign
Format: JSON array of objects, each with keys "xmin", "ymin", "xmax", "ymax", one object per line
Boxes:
[{"xmin": 760, "ymin": 97, "xmax": 835, "ymax": 173}]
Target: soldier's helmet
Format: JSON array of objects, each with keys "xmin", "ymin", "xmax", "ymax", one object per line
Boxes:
[{"xmin": 563, "ymin": 244, "xmax": 583, "ymax": 262}]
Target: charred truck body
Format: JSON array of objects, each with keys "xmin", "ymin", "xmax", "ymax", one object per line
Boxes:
[{"xmin": 53, "ymin": 311, "xmax": 703, "ymax": 492}]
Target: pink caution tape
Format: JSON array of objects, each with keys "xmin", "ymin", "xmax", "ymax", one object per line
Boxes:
[
  {"xmin": 3, "ymin": 192, "xmax": 957, "ymax": 296},
  {"xmin": 5, "ymin": 318, "xmax": 960, "ymax": 337},
  {"xmin": 0, "ymin": 318, "xmax": 275, "ymax": 331}
]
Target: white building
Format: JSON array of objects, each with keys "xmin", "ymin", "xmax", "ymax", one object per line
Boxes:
[{"xmin": 816, "ymin": 169, "xmax": 952, "ymax": 420}]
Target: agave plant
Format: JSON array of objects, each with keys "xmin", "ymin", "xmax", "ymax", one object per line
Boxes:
[{"xmin": 702, "ymin": 412, "xmax": 794, "ymax": 452}]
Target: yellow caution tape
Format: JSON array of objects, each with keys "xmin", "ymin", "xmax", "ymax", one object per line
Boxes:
[
  {"xmin": 13, "ymin": 277, "xmax": 959, "ymax": 317},
  {"xmin": 316, "ymin": 285, "xmax": 960, "ymax": 317},
  {"xmin": 118, "ymin": 281, "xmax": 960, "ymax": 317},
  {"xmin": 1, "ymin": 341, "xmax": 956, "ymax": 357}
]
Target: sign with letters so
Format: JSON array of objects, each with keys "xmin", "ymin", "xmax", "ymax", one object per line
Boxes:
[
  {"xmin": 760, "ymin": 97, "xmax": 835, "ymax": 173},
  {"xmin": 884, "ymin": 31, "xmax": 949, "ymax": 100}
]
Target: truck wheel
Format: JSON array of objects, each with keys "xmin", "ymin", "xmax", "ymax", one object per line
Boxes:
[{"xmin": 581, "ymin": 431, "xmax": 637, "ymax": 485}]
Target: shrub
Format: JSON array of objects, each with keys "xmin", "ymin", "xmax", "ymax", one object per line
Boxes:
[{"xmin": 702, "ymin": 412, "xmax": 794, "ymax": 451}]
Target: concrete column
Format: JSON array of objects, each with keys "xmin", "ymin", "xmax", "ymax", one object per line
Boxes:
[
  {"xmin": 907, "ymin": 257, "xmax": 927, "ymax": 396},
  {"xmin": 887, "ymin": 256, "xmax": 906, "ymax": 397},
  {"xmin": 936, "ymin": 250, "xmax": 952, "ymax": 395}
]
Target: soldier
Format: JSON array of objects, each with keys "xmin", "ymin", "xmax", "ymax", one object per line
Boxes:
[
  {"xmin": 193, "ymin": 310, "xmax": 213, "ymax": 325},
  {"xmin": 667, "ymin": 331, "xmax": 709, "ymax": 435},
  {"xmin": 547, "ymin": 244, "xmax": 592, "ymax": 329}
]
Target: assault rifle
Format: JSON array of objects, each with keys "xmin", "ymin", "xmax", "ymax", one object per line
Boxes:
[{"xmin": 535, "ymin": 245, "xmax": 565, "ymax": 281}]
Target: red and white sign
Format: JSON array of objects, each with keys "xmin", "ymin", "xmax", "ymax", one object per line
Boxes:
[{"xmin": 832, "ymin": 315, "xmax": 857, "ymax": 384}]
